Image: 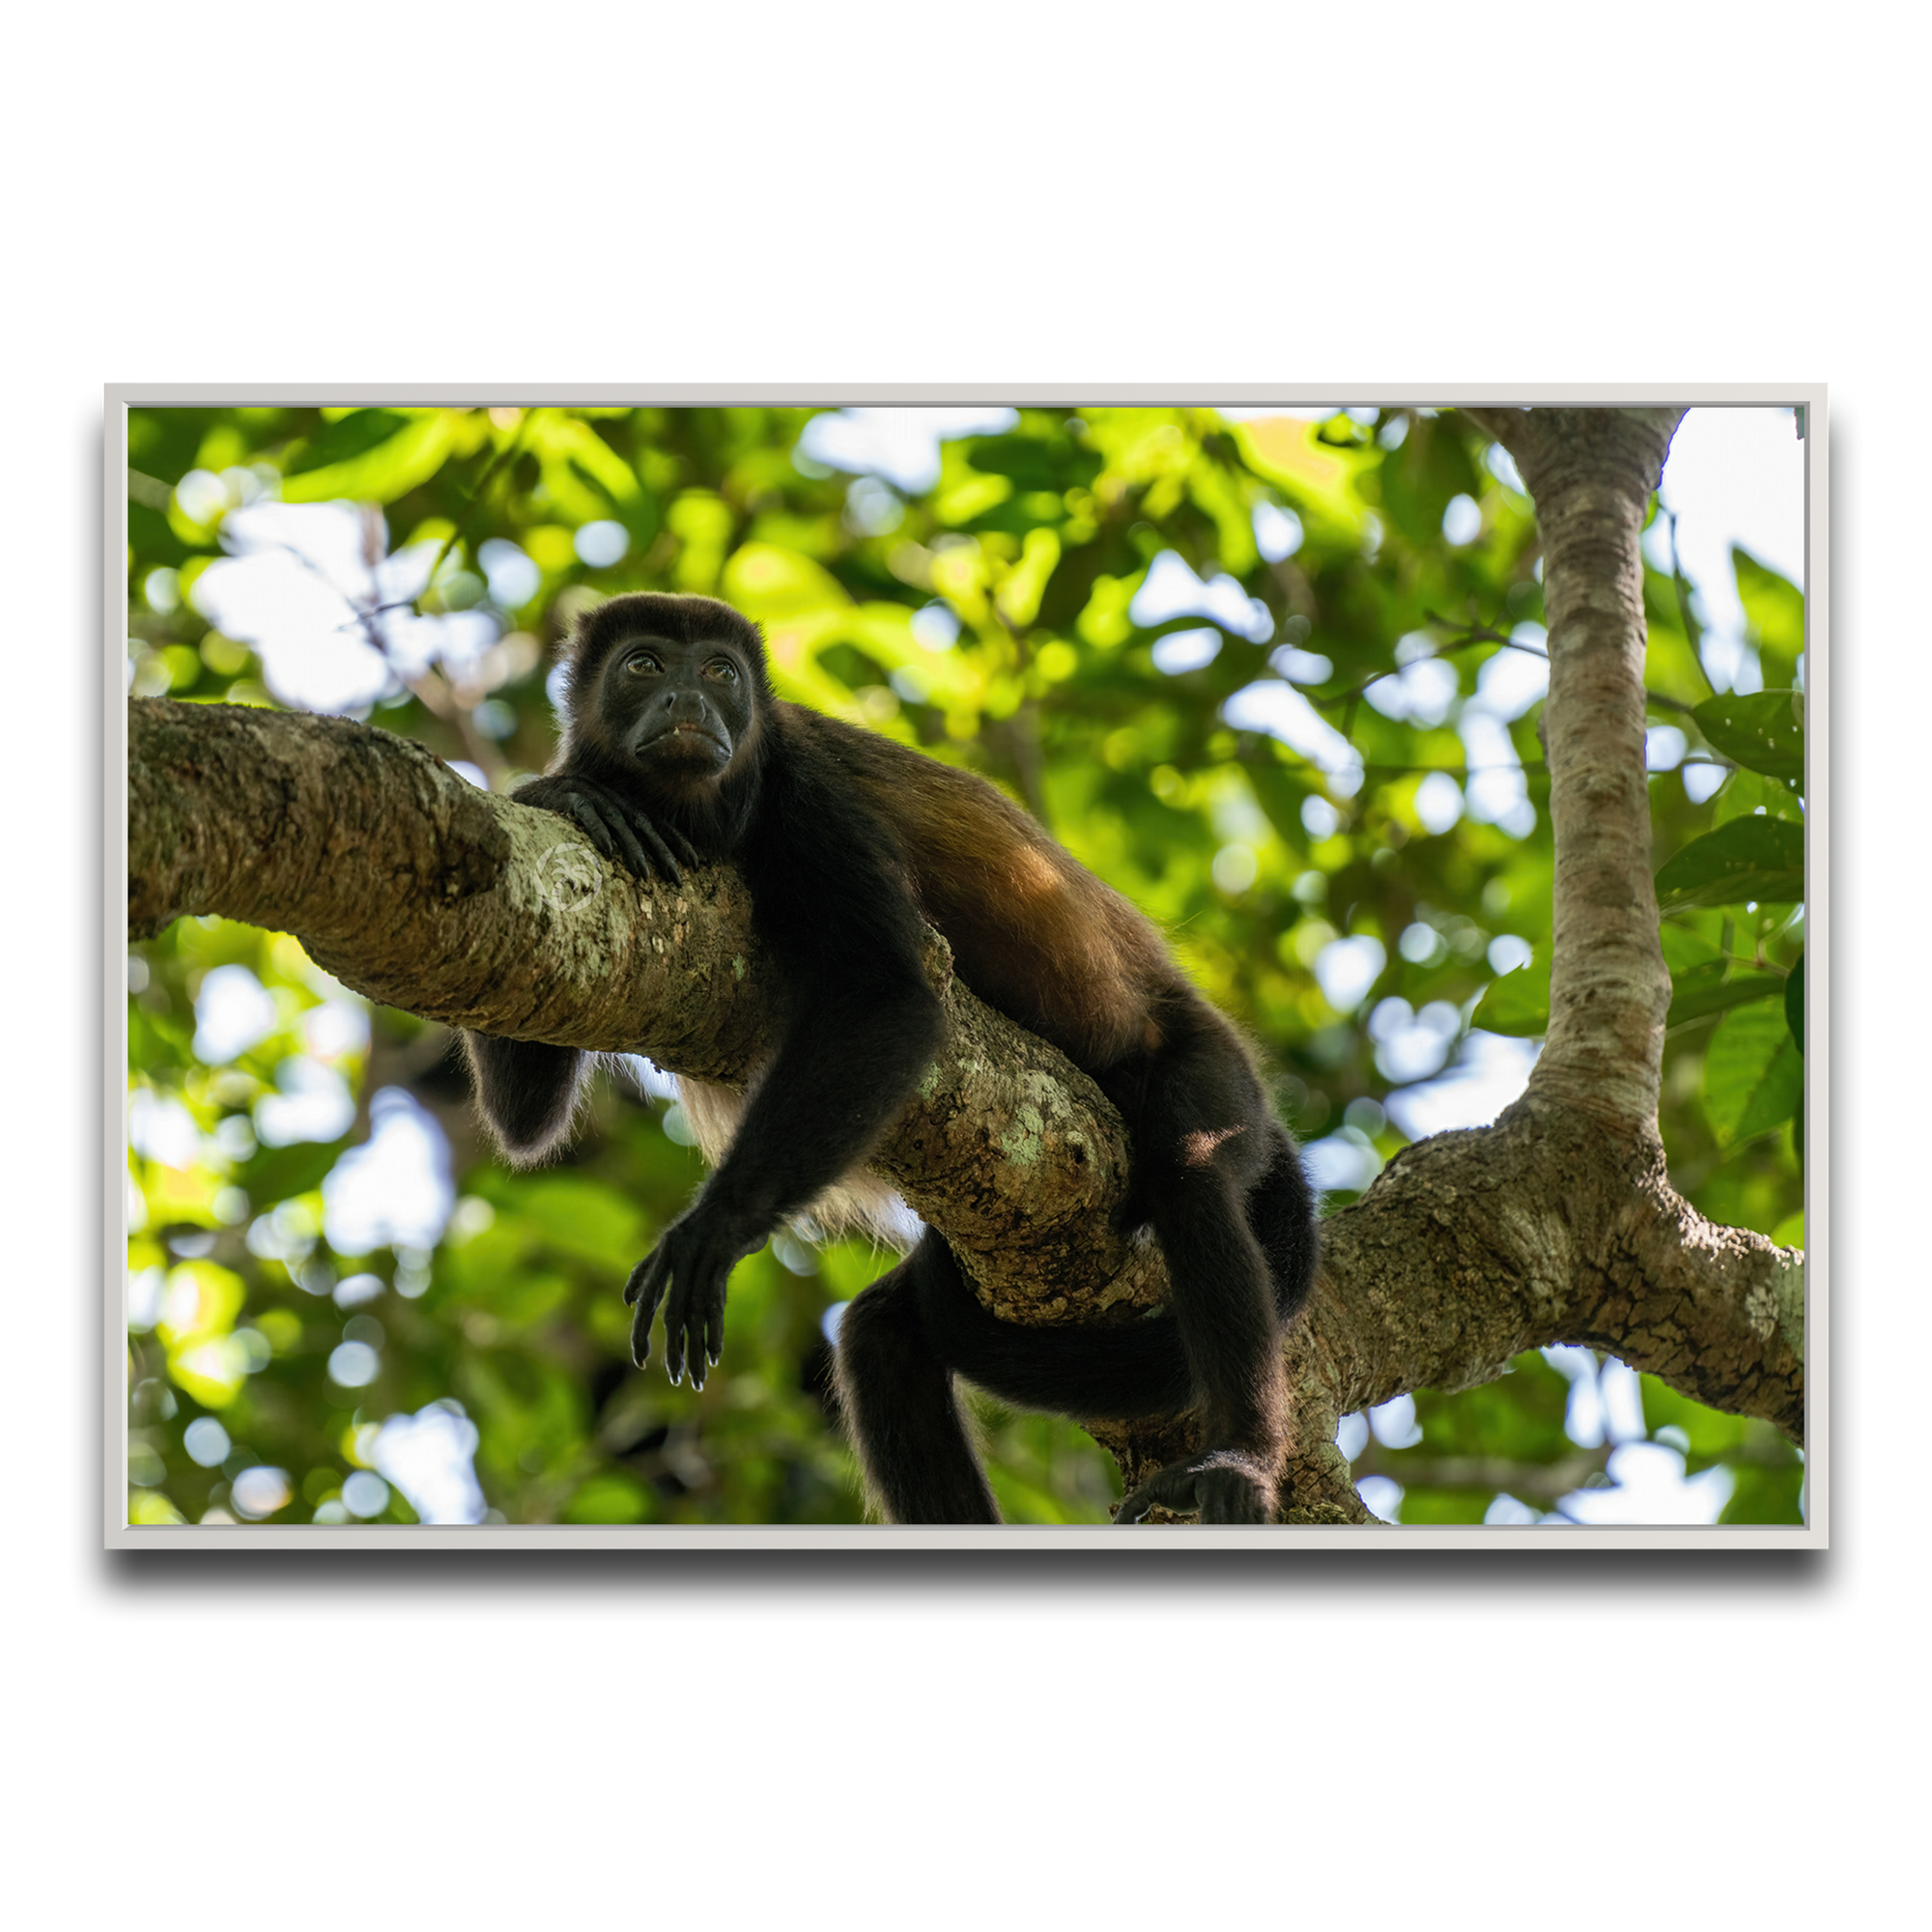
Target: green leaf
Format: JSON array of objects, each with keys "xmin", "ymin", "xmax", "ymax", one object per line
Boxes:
[
  {"xmin": 1732, "ymin": 547, "xmax": 1804, "ymax": 687},
  {"xmin": 241, "ymin": 1135, "xmax": 352, "ymax": 1204},
  {"xmin": 965, "ymin": 431, "xmax": 1101, "ymax": 493},
  {"xmin": 516, "ymin": 1176, "xmax": 647, "ymax": 1271},
  {"xmin": 281, "ymin": 411, "xmax": 462, "ymax": 505},
  {"xmin": 1785, "ymin": 951, "xmax": 1804, "ymax": 1054},
  {"xmin": 1719, "ymin": 1464, "xmax": 1804, "ymax": 1524},
  {"xmin": 1638, "ymin": 1376, "xmax": 1752, "ymax": 1467},
  {"xmin": 1377, "ymin": 416, "xmax": 1481, "ymax": 549},
  {"xmin": 285, "ymin": 409, "xmax": 412, "ymax": 476},
  {"xmin": 1666, "ymin": 961, "xmax": 1786, "ymax": 1027},
  {"xmin": 1704, "ymin": 1002, "xmax": 1804, "ymax": 1145},
  {"xmin": 562, "ymin": 1471, "xmax": 652, "ymax": 1524},
  {"xmin": 1659, "ymin": 924, "xmax": 1720, "ymax": 973},
  {"xmin": 1691, "ymin": 689, "xmax": 1804, "ymax": 789},
  {"xmin": 1472, "ymin": 952, "xmax": 1549, "ymax": 1037},
  {"xmin": 1714, "ymin": 767, "xmax": 1804, "ymax": 825},
  {"xmin": 1656, "ymin": 815, "xmax": 1804, "ymax": 912}
]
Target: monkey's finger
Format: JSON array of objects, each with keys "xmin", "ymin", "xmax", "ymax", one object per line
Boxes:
[
  {"xmin": 626, "ymin": 812, "xmax": 683, "ymax": 886},
  {"xmin": 604, "ymin": 809, "xmax": 656, "ymax": 883},
  {"xmin": 664, "ymin": 823, "xmax": 700, "ymax": 869},
  {"xmin": 625, "ymin": 1256, "xmax": 670, "ymax": 1367},
  {"xmin": 570, "ymin": 796, "xmax": 622, "ymax": 864},
  {"xmin": 661, "ymin": 1286, "xmax": 691, "ymax": 1385},
  {"xmin": 622, "ymin": 1249, "xmax": 668, "ymax": 1309},
  {"xmin": 628, "ymin": 1293, "xmax": 656, "ymax": 1370},
  {"xmin": 701, "ymin": 1290, "xmax": 724, "ymax": 1371},
  {"xmin": 573, "ymin": 785, "xmax": 650, "ymax": 877}
]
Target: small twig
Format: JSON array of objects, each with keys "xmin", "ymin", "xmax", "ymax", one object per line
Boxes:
[
  {"xmin": 1310, "ymin": 611, "xmax": 1546, "ymax": 716},
  {"xmin": 417, "ymin": 408, "xmax": 537, "ymax": 603}
]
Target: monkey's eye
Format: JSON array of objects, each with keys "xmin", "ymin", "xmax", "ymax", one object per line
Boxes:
[
  {"xmin": 624, "ymin": 650, "xmax": 662, "ymax": 675},
  {"xmin": 703, "ymin": 658, "xmax": 739, "ymax": 684}
]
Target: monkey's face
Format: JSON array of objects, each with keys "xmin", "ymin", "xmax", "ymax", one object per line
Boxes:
[{"xmin": 591, "ymin": 626, "xmax": 756, "ymax": 791}]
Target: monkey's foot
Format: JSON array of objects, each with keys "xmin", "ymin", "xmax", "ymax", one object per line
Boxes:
[{"xmin": 1114, "ymin": 1449, "xmax": 1277, "ymax": 1525}]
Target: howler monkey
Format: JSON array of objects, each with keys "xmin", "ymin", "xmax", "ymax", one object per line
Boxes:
[{"xmin": 463, "ymin": 592, "xmax": 1320, "ymax": 1524}]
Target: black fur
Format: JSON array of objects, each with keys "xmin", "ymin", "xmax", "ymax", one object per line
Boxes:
[{"xmin": 464, "ymin": 593, "xmax": 1320, "ymax": 1524}]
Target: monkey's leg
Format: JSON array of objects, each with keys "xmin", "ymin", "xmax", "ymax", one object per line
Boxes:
[
  {"xmin": 1122, "ymin": 1164, "xmax": 1287, "ymax": 1523},
  {"xmin": 1244, "ymin": 1122, "xmax": 1322, "ymax": 1329},
  {"xmin": 1110, "ymin": 1031, "xmax": 1296, "ymax": 1525},
  {"xmin": 461, "ymin": 1035, "xmax": 586, "ymax": 1164},
  {"xmin": 834, "ymin": 1236, "xmax": 1001, "ymax": 1525}
]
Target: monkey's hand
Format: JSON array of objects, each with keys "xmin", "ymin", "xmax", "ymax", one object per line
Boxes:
[
  {"xmin": 512, "ymin": 773, "xmax": 699, "ymax": 886},
  {"xmin": 1114, "ymin": 1449, "xmax": 1278, "ymax": 1526},
  {"xmin": 621, "ymin": 1205, "xmax": 766, "ymax": 1389}
]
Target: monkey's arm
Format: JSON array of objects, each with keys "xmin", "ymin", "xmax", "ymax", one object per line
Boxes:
[
  {"xmin": 624, "ymin": 807, "xmax": 944, "ymax": 1386},
  {"xmin": 459, "ymin": 774, "xmax": 693, "ymax": 1164}
]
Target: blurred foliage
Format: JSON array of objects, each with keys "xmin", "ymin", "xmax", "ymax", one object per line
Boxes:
[{"xmin": 125, "ymin": 403, "xmax": 1804, "ymax": 1528}]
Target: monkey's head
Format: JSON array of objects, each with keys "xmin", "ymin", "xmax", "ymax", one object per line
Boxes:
[{"xmin": 559, "ymin": 593, "xmax": 771, "ymax": 794}]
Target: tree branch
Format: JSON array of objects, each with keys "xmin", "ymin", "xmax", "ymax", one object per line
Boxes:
[{"xmin": 1505, "ymin": 408, "xmax": 1686, "ymax": 1134}]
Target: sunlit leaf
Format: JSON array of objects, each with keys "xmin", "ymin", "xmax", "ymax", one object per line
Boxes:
[
  {"xmin": 995, "ymin": 526, "xmax": 1061, "ymax": 628},
  {"xmin": 1732, "ymin": 546, "xmax": 1804, "ymax": 687},
  {"xmin": 562, "ymin": 1471, "xmax": 652, "ymax": 1524},
  {"xmin": 1228, "ymin": 414, "xmax": 1369, "ymax": 537},
  {"xmin": 722, "ymin": 541, "xmax": 850, "ymax": 619},
  {"xmin": 281, "ymin": 409, "xmax": 469, "ymax": 505}
]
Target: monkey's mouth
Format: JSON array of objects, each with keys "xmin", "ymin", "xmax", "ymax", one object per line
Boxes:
[{"xmin": 637, "ymin": 721, "xmax": 729, "ymax": 760}]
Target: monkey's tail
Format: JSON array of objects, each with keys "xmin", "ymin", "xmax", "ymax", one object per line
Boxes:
[{"xmin": 463, "ymin": 1035, "xmax": 590, "ymax": 1167}]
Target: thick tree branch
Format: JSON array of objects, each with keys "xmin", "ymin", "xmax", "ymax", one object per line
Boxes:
[{"xmin": 1505, "ymin": 408, "xmax": 1685, "ymax": 1134}]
